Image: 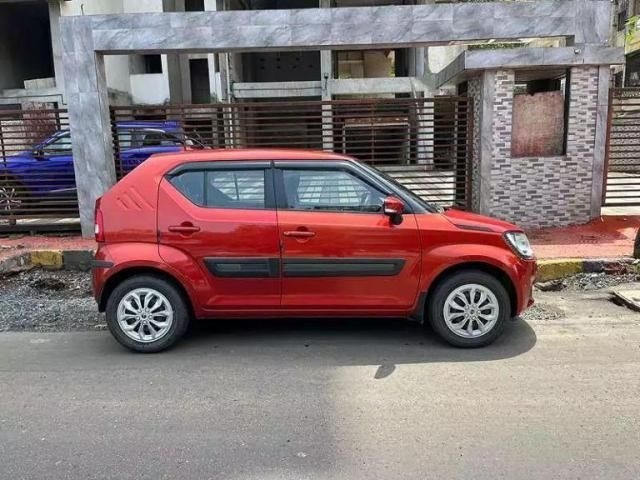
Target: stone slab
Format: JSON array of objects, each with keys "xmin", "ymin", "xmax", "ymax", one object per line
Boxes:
[{"xmin": 611, "ymin": 287, "xmax": 640, "ymax": 313}]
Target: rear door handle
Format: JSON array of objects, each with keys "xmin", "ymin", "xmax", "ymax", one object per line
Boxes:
[
  {"xmin": 283, "ymin": 230, "xmax": 315, "ymax": 238},
  {"xmin": 168, "ymin": 223, "xmax": 201, "ymax": 234}
]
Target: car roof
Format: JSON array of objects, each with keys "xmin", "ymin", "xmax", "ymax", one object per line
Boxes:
[
  {"xmin": 115, "ymin": 120, "xmax": 181, "ymax": 130},
  {"xmin": 150, "ymin": 148, "xmax": 356, "ymax": 163}
]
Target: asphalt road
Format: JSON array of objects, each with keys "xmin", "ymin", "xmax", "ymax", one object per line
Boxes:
[{"xmin": 1, "ymin": 289, "xmax": 639, "ymax": 480}]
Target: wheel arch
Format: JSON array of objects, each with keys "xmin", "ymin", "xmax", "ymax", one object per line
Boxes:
[
  {"xmin": 98, "ymin": 266, "xmax": 195, "ymax": 319},
  {"xmin": 415, "ymin": 262, "xmax": 517, "ymax": 323}
]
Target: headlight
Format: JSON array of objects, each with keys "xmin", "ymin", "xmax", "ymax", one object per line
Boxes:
[{"xmin": 504, "ymin": 232, "xmax": 535, "ymax": 259}]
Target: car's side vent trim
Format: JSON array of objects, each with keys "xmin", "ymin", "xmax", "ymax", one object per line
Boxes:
[
  {"xmin": 203, "ymin": 257, "xmax": 406, "ymax": 278},
  {"xmin": 204, "ymin": 257, "xmax": 280, "ymax": 278},
  {"xmin": 283, "ymin": 258, "xmax": 405, "ymax": 277}
]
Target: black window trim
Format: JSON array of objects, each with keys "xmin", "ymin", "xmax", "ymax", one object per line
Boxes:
[
  {"xmin": 165, "ymin": 161, "xmax": 275, "ymax": 210},
  {"xmin": 165, "ymin": 159, "xmax": 432, "ymax": 214}
]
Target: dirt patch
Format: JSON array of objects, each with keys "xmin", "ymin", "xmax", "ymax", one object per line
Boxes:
[
  {"xmin": 0, "ymin": 269, "xmax": 104, "ymax": 332},
  {"xmin": 536, "ymin": 272, "xmax": 640, "ymax": 293},
  {"xmin": 521, "ymin": 303, "xmax": 566, "ymax": 322}
]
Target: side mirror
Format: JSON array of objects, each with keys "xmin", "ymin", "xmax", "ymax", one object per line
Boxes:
[
  {"xmin": 32, "ymin": 148, "xmax": 45, "ymax": 159},
  {"xmin": 383, "ymin": 196, "xmax": 404, "ymax": 225}
]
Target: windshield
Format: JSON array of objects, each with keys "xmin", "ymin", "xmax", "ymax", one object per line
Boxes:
[{"xmin": 358, "ymin": 163, "xmax": 443, "ymax": 213}]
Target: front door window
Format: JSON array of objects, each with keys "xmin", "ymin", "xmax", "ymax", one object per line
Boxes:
[{"xmin": 281, "ymin": 168, "xmax": 385, "ymax": 212}]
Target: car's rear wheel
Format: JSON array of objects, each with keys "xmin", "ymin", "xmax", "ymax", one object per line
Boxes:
[
  {"xmin": 427, "ymin": 270, "xmax": 511, "ymax": 348},
  {"xmin": 105, "ymin": 275, "xmax": 190, "ymax": 353}
]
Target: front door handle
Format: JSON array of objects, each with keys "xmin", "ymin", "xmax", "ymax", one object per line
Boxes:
[
  {"xmin": 168, "ymin": 223, "xmax": 201, "ymax": 234},
  {"xmin": 283, "ymin": 230, "xmax": 316, "ymax": 238}
]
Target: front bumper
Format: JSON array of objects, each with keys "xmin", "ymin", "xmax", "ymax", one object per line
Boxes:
[{"xmin": 515, "ymin": 259, "xmax": 537, "ymax": 315}]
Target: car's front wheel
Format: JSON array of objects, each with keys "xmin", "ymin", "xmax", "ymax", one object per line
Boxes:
[
  {"xmin": 105, "ymin": 275, "xmax": 190, "ymax": 353},
  {"xmin": 427, "ymin": 270, "xmax": 511, "ymax": 348}
]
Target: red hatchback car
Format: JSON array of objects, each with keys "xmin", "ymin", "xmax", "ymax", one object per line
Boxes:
[{"xmin": 92, "ymin": 149, "xmax": 536, "ymax": 352}]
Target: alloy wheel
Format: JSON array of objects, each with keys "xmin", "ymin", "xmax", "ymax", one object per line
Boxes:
[
  {"xmin": 443, "ymin": 283, "xmax": 500, "ymax": 338},
  {"xmin": 116, "ymin": 288, "xmax": 174, "ymax": 343}
]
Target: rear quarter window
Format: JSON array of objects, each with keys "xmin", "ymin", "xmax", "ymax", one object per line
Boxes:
[{"xmin": 169, "ymin": 171, "xmax": 205, "ymax": 206}]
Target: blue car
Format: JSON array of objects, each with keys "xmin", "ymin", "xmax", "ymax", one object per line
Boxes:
[{"xmin": 0, "ymin": 120, "xmax": 193, "ymax": 216}]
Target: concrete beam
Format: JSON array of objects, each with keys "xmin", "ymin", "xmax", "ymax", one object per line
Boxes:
[
  {"xmin": 0, "ymin": 88, "xmax": 64, "ymax": 105},
  {"xmin": 84, "ymin": 1, "xmax": 609, "ymax": 54},
  {"xmin": 436, "ymin": 46, "xmax": 625, "ymax": 87},
  {"xmin": 232, "ymin": 77, "xmax": 433, "ymax": 99},
  {"xmin": 232, "ymin": 81, "xmax": 322, "ymax": 99},
  {"xmin": 331, "ymin": 77, "xmax": 431, "ymax": 96}
]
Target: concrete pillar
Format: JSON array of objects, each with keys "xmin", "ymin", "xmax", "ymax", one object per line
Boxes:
[
  {"xmin": 411, "ymin": 22, "xmax": 431, "ymax": 165},
  {"xmin": 320, "ymin": 0, "xmax": 334, "ymax": 152},
  {"xmin": 166, "ymin": 54, "xmax": 185, "ymax": 103},
  {"xmin": 415, "ymin": 97, "xmax": 433, "ymax": 166},
  {"xmin": 478, "ymin": 70, "xmax": 496, "ymax": 216},
  {"xmin": 591, "ymin": 65, "xmax": 610, "ymax": 219},
  {"xmin": 61, "ymin": 17, "xmax": 116, "ymax": 237},
  {"xmin": 320, "ymin": 50, "xmax": 334, "ymax": 152},
  {"xmin": 167, "ymin": 54, "xmax": 191, "ymax": 103},
  {"xmin": 48, "ymin": 0, "xmax": 64, "ymax": 95},
  {"xmin": 166, "ymin": 0, "xmax": 192, "ymax": 103}
]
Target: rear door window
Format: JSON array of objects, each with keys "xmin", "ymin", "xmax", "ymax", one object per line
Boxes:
[
  {"xmin": 206, "ymin": 169, "xmax": 265, "ymax": 209},
  {"xmin": 168, "ymin": 167, "xmax": 269, "ymax": 210}
]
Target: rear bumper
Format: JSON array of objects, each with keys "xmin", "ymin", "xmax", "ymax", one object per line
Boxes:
[{"xmin": 91, "ymin": 245, "xmax": 112, "ymax": 309}]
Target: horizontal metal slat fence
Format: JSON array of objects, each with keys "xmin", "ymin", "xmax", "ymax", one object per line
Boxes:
[
  {"xmin": 604, "ymin": 88, "xmax": 640, "ymax": 206},
  {"xmin": 111, "ymin": 97, "xmax": 472, "ymax": 208},
  {"xmin": 0, "ymin": 97, "xmax": 472, "ymax": 232},
  {"xmin": 0, "ymin": 108, "xmax": 80, "ymax": 230}
]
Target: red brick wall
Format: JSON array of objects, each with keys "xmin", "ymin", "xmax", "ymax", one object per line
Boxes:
[{"xmin": 511, "ymin": 91, "xmax": 565, "ymax": 157}]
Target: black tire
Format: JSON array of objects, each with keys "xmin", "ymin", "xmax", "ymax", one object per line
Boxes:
[
  {"xmin": 105, "ymin": 275, "xmax": 191, "ymax": 353},
  {"xmin": 427, "ymin": 270, "xmax": 511, "ymax": 348}
]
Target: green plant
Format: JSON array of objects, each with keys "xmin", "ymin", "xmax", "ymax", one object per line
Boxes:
[{"xmin": 626, "ymin": 15, "xmax": 639, "ymax": 43}]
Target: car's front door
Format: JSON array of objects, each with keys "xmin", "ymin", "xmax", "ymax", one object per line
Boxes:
[
  {"xmin": 275, "ymin": 161, "xmax": 422, "ymax": 312},
  {"xmin": 157, "ymin": 161, "xmax": 281, "ymax": 310}
]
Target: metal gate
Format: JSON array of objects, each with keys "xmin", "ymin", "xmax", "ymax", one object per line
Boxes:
[
  {"xmin": 603, "ymin": 88, "xmax": 640, "ymax": 207},
  {"xmin": 0, "ymin": 107, "xmax": 80, "ymax": 232},
  {"xmin": 0, "ymin": 97, "xmax": 472, "ymax": 233},
  {"xmin": 110, "ymin": 97, "xmax": 472, "ymax": 209}
]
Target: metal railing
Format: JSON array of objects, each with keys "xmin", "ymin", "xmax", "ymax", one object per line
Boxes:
[
  {"xmin": 0, "ymin": 97, "xmax": 472, "ymax": 232},
  {"xmin": 111, "ymin": 97, "xmax": 472, "ymax": 208},
  {"xmin": 603, "ymin": 88, "xmax": 640, "ymax": 207}
]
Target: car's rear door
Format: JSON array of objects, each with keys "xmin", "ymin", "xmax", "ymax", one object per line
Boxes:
[
  {"xmin": 157, "ymin": 161, "xmax": 281, "ymax": 310},
  {"xmin": 275, "ymin": 160, "xmax": 422, "ymax": 312}
]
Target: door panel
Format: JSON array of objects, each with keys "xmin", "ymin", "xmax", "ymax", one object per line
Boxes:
[
  {"xmin": 157, "ymin": 164, "xmax": 280, "ymax": 309},
  {"xmin": 276, "ymin": 165, "xmax": 422, "ymax": 311},
  {"xmin": 278, "ymin": 210, "xmax": 421, "ymax": 310}
]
